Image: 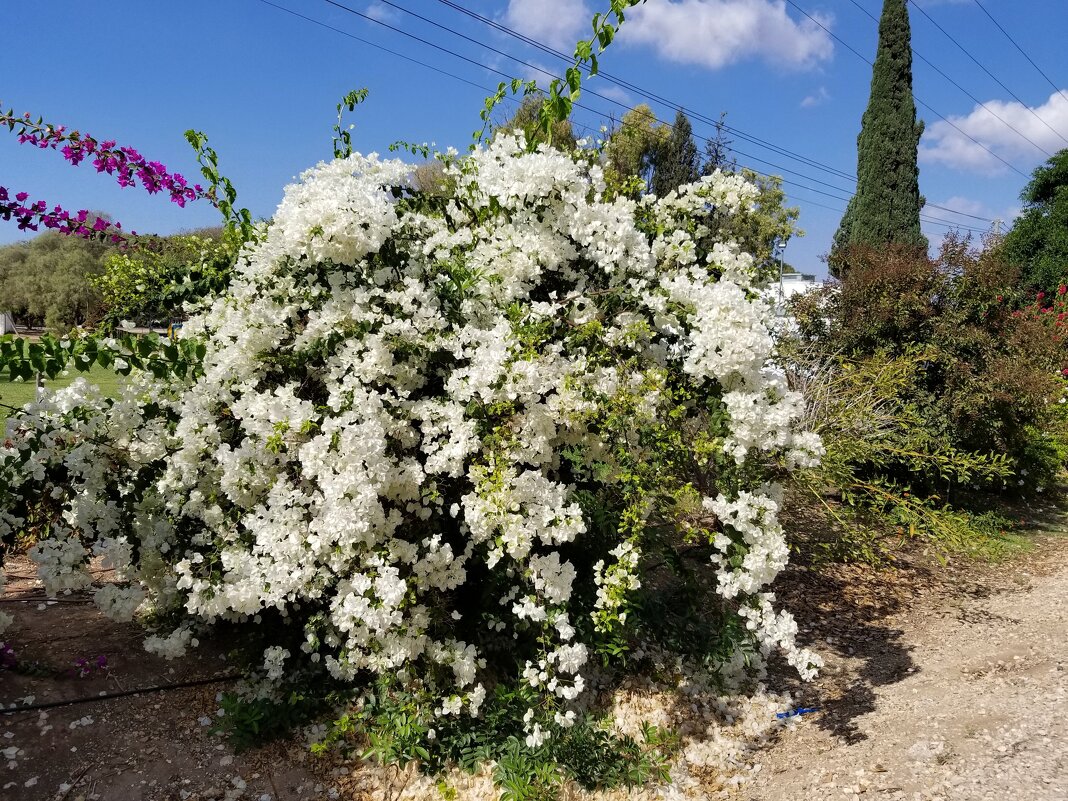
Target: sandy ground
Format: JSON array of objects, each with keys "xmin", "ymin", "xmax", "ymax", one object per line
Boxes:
[
  {"xmin": 0, "ymin": 558, "xmax": 332, "ymax": 801},
  {"xmin": 2, "ymin": 510, "xmax": 1066, "ymax": 801},
  {"xmin": 743, "ymin": 526, "xmax": 1068, "ymax": 801}
]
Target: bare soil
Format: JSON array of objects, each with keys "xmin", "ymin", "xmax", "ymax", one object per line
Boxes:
[
  {"xmin": 0, "ymin": 559, "xmax": 333, "ymax": 801},
  {"xmin": 2, "ymin": 500, "xmax": 1066, "ymax": 801},
  {"xmin": 744, "ymin": 501, "xmax": 1068, "ymax": 800}
]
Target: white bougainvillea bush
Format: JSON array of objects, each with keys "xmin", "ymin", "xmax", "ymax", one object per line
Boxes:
[{"xmin": 0, "ymin": 134, "xmax": 821, "ymax": 774}]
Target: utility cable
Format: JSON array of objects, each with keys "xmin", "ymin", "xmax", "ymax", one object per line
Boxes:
[
  {"xmin": 255, "ymin": 0, "xmax": 501, "ymax": 99},
  {"xmin": 254, "ymin": 0, "xmax": 992, "ymax": 235},
  {"xmin": 318, "ymin": 0, "xmax": 860, "ymax": 196},
  {"xmin": 429, "ymin": 0, "xmax": 858, "ymax": 182},
  {"xmin": 429, "ymin": 0, "xmax": 995, "ymax": 224},
  {"xmin": 783, "ymin": 0, "xmax": 1027, "ymax": 178},
  {"xmin": 973, "ymin": 0, "xmax": 1068, "ymax": 107},
  {"xmin": 908, "ymin": 0, "xmax": 1068, "ymax": 148},
  {"xmin": 847, "ymin": 0, "xmax": 1055, "ymax": 156}
]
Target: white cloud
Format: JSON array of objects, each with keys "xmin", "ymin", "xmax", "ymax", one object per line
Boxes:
[
  {"xmin": 503, "ymin": 0, "xmax": 834, "ymax": 71},
  {"xmin": 594, "ymin": 83, "xmax": 634, "ymax": 107},
  {"xmin": 503, "ymin": 0, "xmax": 592, "ymax": 52},
  {"xmin": 801, "ymin": 86, "xmax": 830, "ymax": 108},
  {"xmin": 920, "ymin": 91, "xmax": 1068, "ymax": 174},
  {"xmin": 365, "ymin": 1, "xmax": 401, "ymax": 25},
  {"xmin": 623, "ymin": 0, "xmax": 834, "ymax": 70}
]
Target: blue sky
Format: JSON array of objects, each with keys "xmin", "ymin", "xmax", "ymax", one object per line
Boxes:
[{"xmin": 2, "ymin": 0, "xmax": 1066, "ymax": 277}]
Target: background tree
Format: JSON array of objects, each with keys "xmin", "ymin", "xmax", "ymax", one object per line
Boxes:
[
  {"xmin": 651, "ymin": 110, "xmax": 701, "ymax": 197},
  {"xmin": 603, "ymin": 106, "xmax": 801, "ymax": 273},
  {"xmin": 494, "ymin": 95, "xmax": 576, "ymax": 150},
  {"xmin": 1000, "ymin": 148, "xmax": 1068, "ymax": 296},
  {"xmin": 831, "ymin": 0, "xmax": 927, "ymax": 276},
  {"xmin": 691, "ymin": 111, "xmax": 799, "ymax": 272},
  {"xmin": 603, "ymin": 103, "xmax": 667, "ymax": 190},
  {"xmin": 701, "ymin": 112, "xmax": 738, "ymax": 175},
  {"xmin": 716, "ymin": 170, "xmax": 801, "ymax": 272},
  {"xmin": 411, "ymin": 160, "xmax": 449, "ymax": 196},
  {"xmin": 0, "ymin": 217, "xmax": 115, "ymax": 332}
]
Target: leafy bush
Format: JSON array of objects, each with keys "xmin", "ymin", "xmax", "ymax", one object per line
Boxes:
[
  {"xmin": 91, "ymin": 228, "xmax": 234, "ymax": 326},
  {"xmin": 0, "ymin": 136, "xmax": 821, "ymax": 786},
  {"xmin": 782, "ymin": 237, "xmax": 1067, "ymax": 561},
  {"xmin": 1017, "ymin": 284, "xmax": 1068, "ymax": 371},
  {"xmin": 792, "ymin": 237, "xmax": 1065, "ymax": 491},
  {"xmin": 303, "ymin": 675, "xmax": 676, "ymax": 799},
  {"xmin": 780, "ymin": 343, "xmax": 1018, "ymax": 560}
]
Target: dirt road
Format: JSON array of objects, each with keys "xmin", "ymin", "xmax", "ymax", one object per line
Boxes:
[
  {"xmin": 2, "ymin": 524, "xmax": 1066, "ymax": 800},
  {"xmin": 744, "ymin": 533, "xmax": 1068, "ymax": 801}
]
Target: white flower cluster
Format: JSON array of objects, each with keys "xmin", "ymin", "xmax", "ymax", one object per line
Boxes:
[
  {"xmin": 0, "ymin": 135, "xmax": 820, "ymax": 738},
  {"xmin": 593, "ymin": 542, "xmax": 642, "ymax": 630},
  {"xmin": 703, "ymin": 491, "xmax": 822, "ymax": 678},
  {"xmin": 262, "ymin": 646, "xmax": 290, "ymax": 681}
]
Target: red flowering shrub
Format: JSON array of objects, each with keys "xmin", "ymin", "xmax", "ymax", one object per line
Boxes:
[
  {"xmin": 792, "ymin": 236, "xmax": 1067, "ymax": 492},
  {"xmin": 1016, "ymin": 284, "xmax": 1068, "ymax": 374}
]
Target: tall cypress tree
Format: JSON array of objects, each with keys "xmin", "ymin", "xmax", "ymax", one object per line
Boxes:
[
  {"xmin": 651, "ymin": 110, "xmax": 701, "ymax": 197},
  {"xmin": 832, "ymin": 0, "xmax": 927, "ymax": 276}
]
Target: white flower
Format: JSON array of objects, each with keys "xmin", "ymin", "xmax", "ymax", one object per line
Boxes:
[{"xmin": 0, "ymin": 135, "xmax": 821, "ymax": 737}]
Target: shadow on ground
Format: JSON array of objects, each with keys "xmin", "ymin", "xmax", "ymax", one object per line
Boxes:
[
  {"xmin": 769, "ymin": 480, "xmax": 1068, "ymax": 745},
  {"xmin": 771, "ymin": 562, "xmax": 920, "ymax": 745}
]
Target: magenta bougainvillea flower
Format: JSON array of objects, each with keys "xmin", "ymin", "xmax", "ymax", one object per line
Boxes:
[
  {"xmin": 0, "ymin": 184, "xmax": 131, "ymax": 244},
  {"xmin": 2, "ymin": 103, "xmax": 209, "ymax": 208}
]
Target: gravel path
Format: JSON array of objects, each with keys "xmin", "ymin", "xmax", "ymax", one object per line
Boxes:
[
  {"xmin": 743, "ymin": 538, "xmax": 1068, "ymax": 801},
  {"xmin": 4, "ymin": 528, "xmax": 1066, "ymax": 800}
]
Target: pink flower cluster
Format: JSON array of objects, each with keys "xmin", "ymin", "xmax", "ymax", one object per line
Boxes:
[
  {"xmin": 0, "ymin": 185, "xmax": 131, "ymax": 245},
  {"xmin": 2, "ymin": 105, "xmax": 208, "ymax": 208}
]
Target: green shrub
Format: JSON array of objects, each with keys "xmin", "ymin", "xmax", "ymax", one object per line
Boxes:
[
  {"xmin": 791, "ymin": 237, "xmax": 1065, "ymax": 490},
  {"xmin": 783, "ymin": 236, "xmax": 1066, "ymax": 560},
  {"xmin": 91, "ymin": 227, "xmax": 234, "ymax": 326}
]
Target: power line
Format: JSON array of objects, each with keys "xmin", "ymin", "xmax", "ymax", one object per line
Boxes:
[
  {"xmin": 429, "ymin": 0, "xmax": 858, "ymax": 182},
  {"xmin": 265, "ymin": 0, "xmax": 826, "ymax": 198},
  {"xmin": 319, "ymin": 0, "xmax": 863, "ymax": 196},
  {"xmin": 783, "ymin": 189, "xmax": 990, "ymax": 233},
  {"xmin": 260, "ymin": 0, "xmax": 858, "ymax": 228},
  {"xmin": 253, "ymin": 0, "xmax": 500, "ymax": 99},
  {"xmin": 430, "ymin": 0, "xmax": 994, "ymax": 224},
  {"xmin": 908, "ymin": 0, "xmax": 1068, "ymax": 148},
  {"xmin": 348, "ymin": 0, "xmax": 857, "ymax": 191},
  {"xmin": 254, "ymin": 0, "xmax": 993, "ymax": 236},
  {"xmin": 783, "ymin": 0, "xmax": 1028, "ymax": 178},
  {"xmin": 846, "ymin": 0, "xmax": 1054, "ymax": 157},
  {"xmin": 261, "ymin": 0, "xmax": 822, "ymax": 198},
  {"xmin": 972, "ymin": 0, "xmax": 1068, "ymax": 107}
]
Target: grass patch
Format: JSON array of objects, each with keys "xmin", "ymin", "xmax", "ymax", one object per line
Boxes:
[{"xmin": 0, "ymin": 364, "xmax": 123, "ymax": 420}]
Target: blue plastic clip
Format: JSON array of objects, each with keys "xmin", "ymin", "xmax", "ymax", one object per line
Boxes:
[{"xmin": 775, "ymin": 707, "xmax": 820, "ymax": 719}]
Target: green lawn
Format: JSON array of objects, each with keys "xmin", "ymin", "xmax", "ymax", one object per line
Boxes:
[{"xmin": 0, "ymin": 364, "xmax": 124, "ymax": 420}]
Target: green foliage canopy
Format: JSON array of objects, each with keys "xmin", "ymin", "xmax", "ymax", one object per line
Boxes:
[
  {"xmin": 1000, "ymin": 148, "xmax": 1068, "ymax": 296},
  {"xmin": 603, "ymin": 103, "xmax": 667, "ymax": 190},
  {"xmin": 495, "ymin": 96, "xmax": 577, "ymax": 151},
  {"xmin": 0, "ymin": 220, "xmax": 114, "ymax": 332},
  {"xmin": 793, "ymin": 237, "xmax": 1065, "ymax": 485},
  {"xmin": 603, "ymin": 107, "xmax": 800, "ymax": 273},
  {"xmin": 650, "ymin": 110, "xmax": 701, "ymax": 197},
  {"xmin": 90, "ymin": 227, "xmax": 233, "ymax": 326}
]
